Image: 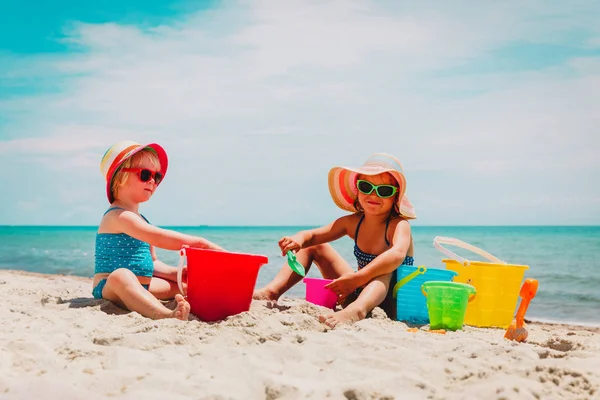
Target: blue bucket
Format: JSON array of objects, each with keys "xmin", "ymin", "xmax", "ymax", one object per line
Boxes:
[{"xmin": 393, "ymin": 265, "xmax": 458, "ymax": 324}]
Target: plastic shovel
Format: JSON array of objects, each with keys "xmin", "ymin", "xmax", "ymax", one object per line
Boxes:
[
  {"xmin": 504, "ymin": 278, "xmax": 539, "ymax": 342},
  {"xmin": 287, "ymin": 251, "xmax": 306, "ymax": 277}
]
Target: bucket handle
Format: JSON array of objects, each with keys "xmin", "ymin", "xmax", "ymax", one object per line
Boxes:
[
  {"xmin": 421, "ymin": 283, "xmax": 477, "ymax": 303},
  {"xmin": 176, "ymin": 245, "xmax": 188, "ymax": 296},
  {"xmin": 392, "ymin": 265, "xmax": 427, "ymax": 298},
  {"xmin": 433, "ymin": 236, "xmax": 505, "ymax": 266}
]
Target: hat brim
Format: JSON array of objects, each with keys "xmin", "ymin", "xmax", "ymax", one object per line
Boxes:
[
  {"xmin": 328, "ymin": 165, "xmax": 416, "ymax": 219},
  {"xmin": 105, "ymin": 143, "xmax": 169, "ymax": 203}
]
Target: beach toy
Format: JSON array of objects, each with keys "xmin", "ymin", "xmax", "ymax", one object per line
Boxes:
[
  {"xmin": 504, "ymin": 278, "xmax": 539, "ymax": 342},
  {"xmin": 304, "ymin": 277, "xmax": 338, "ymax": 310},
  {"xmin": 177, "ymin": 246, "xmax": 268, "ymax": 322},
  {"xmin": 407, "ymin": 328, "xmax": 447, "ymax": 334},
  {"xmin": 286, "ymin": 251, "xmax": 306, "ymax": 277},
  {"xmin": 394, "ymin": 265, "xmax": 458, "ymax": 324},
  {"xmin": 422, "ymin": 281, "xmax": 476, "ymax": 331},
  {"xmin": 434, "ymin": 236, "xmax": 529, "ymax": 328},
  {"xmin": 392, "ymin": 265, "xmax": 427, "ymax": 298}
]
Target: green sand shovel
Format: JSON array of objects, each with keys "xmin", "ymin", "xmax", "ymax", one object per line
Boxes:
[{"xmin": 286, "ymin": 251, "xmax": 306, "ymax": 277}]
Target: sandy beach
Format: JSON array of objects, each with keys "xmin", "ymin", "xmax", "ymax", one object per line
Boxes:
[{"xmin": 0, "ymin": 270, "xmax": 598, "ymax": 400}]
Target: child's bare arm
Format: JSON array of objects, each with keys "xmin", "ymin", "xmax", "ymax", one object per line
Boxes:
[
  {"xmin": 148, "ymin": 245, "xmax": 179, "ymax": 281},
  {"xmin": 302, "ymin": 215, "xmax": 352, "ymax": 247},
  {"xmin": 117, "ymin": 211, "xmax": 223, "ymax": 251},
  {"xmin": 279, "ymin": 215, "xmax": 351, "ymax": 255}
]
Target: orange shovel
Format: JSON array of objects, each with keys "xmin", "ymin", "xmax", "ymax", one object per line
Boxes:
[{"xmin": 504, "ymin": 278, "xmax": 538, "ymax": 342}]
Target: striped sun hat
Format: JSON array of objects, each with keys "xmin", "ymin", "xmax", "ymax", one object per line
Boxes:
[
  {"xmin": 328, "ymin": 153, "xmax": 416, "ymax": 219},
  {"xmin": 100, "ymin": 141, "xmax": 169, "ymax": 203}
]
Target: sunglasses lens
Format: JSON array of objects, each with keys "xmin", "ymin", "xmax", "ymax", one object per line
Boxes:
[
  {"xmin": 377, "ymin": 186, "xmax": 395, "ymax": 198},
  {"xmin": 357, "ymin": 180, "xmax": 373, "ymax": 194},
  {"xmin": 154, "ymin": 172, "xmax": 163, "ymax": 184},
  {"xmin": 139, "ymin": 169, "xmax": 152, "ymax": 182}
]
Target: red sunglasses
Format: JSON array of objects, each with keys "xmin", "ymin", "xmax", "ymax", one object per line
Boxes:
[{"xmin": 121, "ymin": 168, "xmax": 164, "ymax": 184}]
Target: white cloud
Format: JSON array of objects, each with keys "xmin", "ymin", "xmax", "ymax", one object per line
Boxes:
[
  {"xmin": 1, "ymin": 0, "xmax": 599, "ymax": 225},
  {"xmin": 0, "ymin": 125, "xmax": 127, "ymax": 154}
]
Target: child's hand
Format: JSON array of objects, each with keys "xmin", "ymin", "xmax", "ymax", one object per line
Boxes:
[
  {"xmin": 210, "ymin": 243, "xmax": 226, "ymax": 251},
  {"xmin": 278, "ymin": 235, "xmax": 304, "ymax": 256},
  {"xmin": 203, "ymin": 240, "xmax": 225, "ymax": 251},
  {"xmin": 192, "ymin": 238, "xmax": 226, "ymax": 252},
  {"xmin": 325, "ymin": 273, "xmax": 360, "ymax": 298}
]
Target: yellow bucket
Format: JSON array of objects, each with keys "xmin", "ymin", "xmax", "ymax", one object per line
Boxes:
[{"xmin": 434, "ymin": 237, "xmax": 529, "ymax": 328}]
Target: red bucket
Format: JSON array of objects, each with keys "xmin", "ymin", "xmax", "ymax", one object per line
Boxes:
[{"xmin": 177, "ymin": 247, "xmax": 268, "ymax": 322}]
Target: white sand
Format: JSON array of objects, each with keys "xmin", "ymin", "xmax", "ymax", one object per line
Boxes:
[{"xmin": 0, "ymin": 270, "xmax": 598, "ymax": 400}]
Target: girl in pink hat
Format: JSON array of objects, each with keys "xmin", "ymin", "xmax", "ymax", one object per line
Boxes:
[
  {"xmin": 94, "ymin": 141, "xmax": 224, "ymax": 320},
  {"xmin": 254, "ymin": 153, "xmax": 416, "ymax": 328}
]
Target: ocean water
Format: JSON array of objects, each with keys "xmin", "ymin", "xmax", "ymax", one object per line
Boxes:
[{"xmin": 0, "ymin": 225, "xmax": 598, "ymax": 325}]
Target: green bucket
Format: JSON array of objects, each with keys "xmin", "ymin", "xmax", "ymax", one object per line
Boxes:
[{"xmin": 421, "ymin": 281, "xmax": 476, "ymax": 331}]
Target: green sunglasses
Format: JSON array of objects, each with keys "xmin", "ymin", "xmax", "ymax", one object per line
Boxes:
[{"xmin": 356, "ymin": 180, "xmax": 398, "ymax": 198}]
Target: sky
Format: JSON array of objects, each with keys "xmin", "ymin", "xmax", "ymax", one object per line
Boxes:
[{"xmin": 0, "ymin": 0, "xmax": 599, "ymax": 226}]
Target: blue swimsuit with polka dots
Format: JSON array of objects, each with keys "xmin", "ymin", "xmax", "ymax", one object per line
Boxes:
[
  {"xmin": 94, "ymin": 207, "xmax": 155, "ymax": 277},
  {"xmin": 352, "ymin": 215, "xmax": 414, "ymax": 302},
  {"xmin": 353, "ymin": 215, "xmax": 414, "ymax": 270},
  {"xmin": 92, "ymin": 207, "xmax": 154, "ymax": 299}
]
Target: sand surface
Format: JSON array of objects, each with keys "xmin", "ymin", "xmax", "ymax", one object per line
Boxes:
[{"xmin": 1, "ymin": 270, "xmax": 598, "ymax": 400}]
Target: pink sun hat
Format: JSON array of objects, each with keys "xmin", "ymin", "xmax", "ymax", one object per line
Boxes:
[
  {"xmin": 99, "ymin": 140, "xmax": 169, "ymax": 203},
  {"xmin": 327, "ymin": 153, "xmax": 416, "ymax": 219}
]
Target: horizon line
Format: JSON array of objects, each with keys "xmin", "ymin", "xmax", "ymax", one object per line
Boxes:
[{"xmin": 1, "ymin": 224, "xmax": 599, "ymax": 228}]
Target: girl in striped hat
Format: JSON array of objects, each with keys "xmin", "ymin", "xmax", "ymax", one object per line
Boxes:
[
  {"xmin": 95, "ymin": 141, "xmax": 224, "ymax": 320},
  {"xmin": 254, "ymin": 153, "xmax": 416, "ymax": 328}
]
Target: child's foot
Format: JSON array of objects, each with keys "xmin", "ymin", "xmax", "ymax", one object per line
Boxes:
[
  {"xmin": 171, "ymin": 294, "xmax": 190, "ymax": 321},
  {"xmin": 252, "ymin": 287, "xmax": 279, "ymax": 302},
  {"xmin": 318, "ymin": 306, "xmax": 366, "ymax": 329}
]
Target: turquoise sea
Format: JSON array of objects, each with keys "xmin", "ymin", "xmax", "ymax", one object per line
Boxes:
[{"xmin": 0, "ymin": 225, "xmax": 598, "ymax": 325}]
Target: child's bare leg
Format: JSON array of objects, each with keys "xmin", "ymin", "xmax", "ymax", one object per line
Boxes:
[
  {"xmin": 253, "ymin": 243, "xmax": 354, "ymax": 301},
  {"xmin": 148, "ymin": 277, "xmax": 184, "ymax": 300},
  {"xmin": 101, "ymin": 268, "xmax": 190, "ymax": 320},
  {"xmin": 319, "ymin": 272, "xmax": 393, "ymax": 328}
]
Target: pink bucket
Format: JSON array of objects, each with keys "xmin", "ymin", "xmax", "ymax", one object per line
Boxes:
[{"xmin": 304, "ymin": 277, "xmax": 338, "ymax": 310}]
